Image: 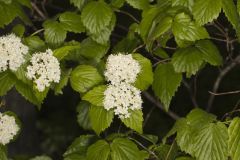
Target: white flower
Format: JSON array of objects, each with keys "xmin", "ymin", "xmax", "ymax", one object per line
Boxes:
[
  {"xmin": 0, "ymin": 33, "xmax": 29, "ymax": 72},
  {"xmin": 103, "ymin": 83, "xmax": 142, "ymax": 118},
  {"xmin": 104, "ymin": 53, "xmax": 141, "ymax": 85},
  {"xmin": 0, "ymin": 113, "xmax": 20, "ymax": 145},
  {"xmin": 26, "ymin": 49, "xmax": 61, "ymax": 92}
]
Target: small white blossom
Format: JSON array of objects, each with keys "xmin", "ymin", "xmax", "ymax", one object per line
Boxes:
[
  {"xmin": 104, "ymin": 53, "xmax": 141, "ymax": 85},
  {"xmin": 0, "ymin": 113, "xmax": 20, "ymax": 145},
  {"xmin": 0, "ymin": 33, "xmax": 29, "ymax": 72},
  {"xmin": 26, "ymin": 49, "xmax": 61, "ymax": 92},
  {"xmin": 103, "ymin": 83, "xmax": 142, "ymax": 118}
]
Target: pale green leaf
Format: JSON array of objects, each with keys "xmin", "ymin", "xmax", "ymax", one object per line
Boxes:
[
  {"xmin": 70, "ymin": 65, "xmax": 103, "ymax": 93},
  {"xmin": 89, "ymin": 106, "xmax": 114, "ymax": 135},
  {"xmin": 87, "ymin": 140, "xmax": 110, "ymax": 160},
  {"xmin": 59, "ymin": 12, "xmax": 85, "ymax": 33},
  {"xmin": 132, "ymin": 54, "xmax": 153, "ymax": 91},
  {"xmin": 222, "ymin": 0, "xmax": 240, "ymax": 30},
  {"xmin": 110, "ymin": 138, "xmax": 147, "ymax": 160},
  {"xmin": 121, "ymin": 110, "xmax": 143, "ymax": 133},
  {"xmin": 43, "ymin": 20, "xmax": 67, "ymax": 44},
  {"xmin": 172, "ymin": 12, "xmax": 209, "ymax": 46},
  {"xmin": 192, "ymin": 0, "xmax": 222, "ymax": 25},
  {"xmin": 53, "ymin": 45, "xmax": 81, "ymax": 61},
  {"xmin": 81, "ymin": 1, "xmax": 113, "ymax": 34},
  {"xmin": 82, "ymin": 85, "xmax": 106, "ymax": 106},
  {"xmin": 111, "ymin": 0, "xmax": 125, "ymax": 8},
  {"xmin": 70, "ymin": 0, "xmax": 87, "ymax": 10},
  {"xmin": 172, "ymin": 0, "xmax": 194, "ymax": 11},
  {"xmin": 76, "ymin": 101, "xmax": 92, "ymax": 130},
  {"xmin": 193, "ymin": 122, "xmax": 228, "ymax": 160},
  {"xmin": 228, "ymin": 117, "xmax": 240, "ymax": 160},
  {"xmin": 152, "ymin": 63, "xmax": 182, "ymax": 110},
  {"xmin": 0, "ymin": 72, "xmax": 15, "ymax": 96}
]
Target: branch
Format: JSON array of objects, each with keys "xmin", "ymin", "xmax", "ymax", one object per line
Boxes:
[
  {"xmin": 207, "ymin": 55, "xmax": 240, "ymax": 111},
  {"xmin": 209, "ymin": 90, "xmax": 240, "ymax": 96},
  {"xmin": 31, "ymin": 2, "xmax": 47, "ymax": 20},
  {"xmin": 143, "ymin": 92, "xmax": 180, "ymax": 120}
]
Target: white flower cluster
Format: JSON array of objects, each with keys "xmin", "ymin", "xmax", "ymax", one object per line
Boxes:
[
  {"xmin": 0, "ymin": 113, "xmax": 20, "ymax": 145},
  {"xmin": 26, "ymin": 49, "xmax": 61, "ymax": 92},
  {"xmin": 0, "ymin": 33, "xmax": 28, "ymax": 72},
  {"xmin": 104, "ymin": 83, "xmax": 142, "ymax": 118},
  {"xmin": 104, "ymin": 53, "xmax": 141, "ymax": 85},
  {"xmin": 103, "ymin": 53, "xmax": 142, "ymax": 118}
]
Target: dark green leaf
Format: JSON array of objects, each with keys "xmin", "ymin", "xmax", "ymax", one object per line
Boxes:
[
  {"xmin": 53, "ymin": 45, "xmax": 81, "ymax": 61},
  {"xmin": 87, "ymin": 140, "xmax": 110, "ymax": 160},
  {"xmin": 12, "ymin": 24, "xmax": 25, "ymax": 37},
  {"xmin": 24, "ymin": 36, "xmax": 46, "ymax": 52},
  {"xmin": 76, "ymin": 101, "xmax": 92, "ymax": 130},
  {"xmin": 154, "ymin": 143, "xmax": 178, "ymax": 160},
  {"xmin": 0, "ymin": 145, "xmax": 7, "ymax": 160}
]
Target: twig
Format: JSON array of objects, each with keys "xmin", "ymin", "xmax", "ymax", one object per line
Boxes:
[
  {"xmin": 114, "ymin": 9, "xmax": 140, "ymax": 23},
  {"xmin": 182, "ymin": 79, "xmax": 199, "ymax": 107},
  {"xmin": 132, "ymin": 44, "xmax": 145, "ymax": 53},
  {"xmin": 143, "ymin": 92, "xmax": 180, "ymax": 120},
  {"xmin": 31, "ymin": 2, "xmax": 47, "ymax": 20},
  {"xmin": 30, "ymin": 28, "xmax": 44, "ymax": 36},
  {"xmin": 207, "ymin": 55, "xmax": 240, "ymax": 111},
  {"xmin": 209, "ymin": 90, "xmax": 240, "ymax": 96},
  {"xmin": 143, "ymin": 106, "xmax": 155, "ymax": 127}
]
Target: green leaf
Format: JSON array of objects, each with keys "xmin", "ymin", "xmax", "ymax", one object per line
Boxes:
[
  {"xmin": 172, "ymin": 0, "xmax": 194, "ymax": 11},
  {"xmin": 121, "ymin": 110, "xmax": 143, "ymax": 133},
  {"xmin": 154, "ymin": 143, "xmax": 178, "ymax": 160},
  {"xmin": 53, "ymin": 45, "xmax": 81, "ymax": 61},
  {"xmin": 12, "ymin": 24, "xmax": 25, "ymax": 37},
  {"xmin": 70, "ymin": 0, "xmax": 87, "ymax": 10},
  {"xmin": 81, "ymin": 1, "xmax": 113, "ymax": 34},
  {"xmin": 152, "ymin": 63, "xmax": 182, "ymax": 110},
  {"xmin": 76, "ymin": 101, "xmax": 92, "ymax": 130},
  {"xmin": 175, "ymin": 157, "xmax": 195, "ymax": 160},
  {"xmin": 89, "ymin": 106, "xmax": 114, "ymax": 135},
  {"xmin": 87, "ymin": 140, "xmax": 110, "ymax": 160},
  {"xmin": 172, "ymin": 12, "xmax": 209, "ymax": 46},
  {"xmin": 125, "ymin": 0, "xmax": 149, "ymax": 10},
  {"xmin": 70, "ymin": 65, "xmax": 103, "ymax": 93},
  {"xmin": 82, "ymin": 85, "xmax": 106, "ymax": 106},
  {"xmin": 0, "ymin": 72, "xmax": 15, "ymax": 96},
  {"xmin": 110, "ymin": 138, "xmax": 147, "ymax": 160},
  {"xmin": 193, "ymin": 122, "xmax": 228, "ymax": 160},
  {"xmin": 64, "ymin": 135, "xmax": 98, "ymax": 158},
  {"xmin": 30, "ymin": 156, "xmax": 52, "ymax": 160},
  {"xmin": 153, "ymin": 48, "xmax": 169, "ymax": 59},
  {"xmin": 43, "ymin": 20, "xmax": 67, "ymax": 45},
  {"xmin": 222, "ymin": 0, "xmax": 240, "ymax": 30},
  {"xmin": 228, "ymin": 117, "xmax": 240, "ymax": 160},
  {"xmin": 238, "ymin": 0, "xmax": 240, "ymax": 16},
  {"xmin": 54, "ymin": 68, "xmax": 72, "ymax": 95},
  {"xmin": 195, "ymin": 40, "xmax": 222, "ymax": 66},
  {"xmin": 64, "ymin": 154, "xmax": 85, "ymax": 160},
  {"xmin": 0, "ymin": 145, "xmax": 7, "ymax": 160},
  {"xmin": 132, "ymin": 54, "xmax": 153, "ymax": 91},
  {"xmin": 0, "ymin": 3, "xmax": 19, "ymax": 27},
  {"xmin": 59, "ymin": 12, "xmax": 85, "ymax": 33},
  {"xmin": 24, "ymin": 36, "xmax": 46, "ymax": 52},
  {"xmin": 90, "ymin": 14, "xmax": 116, "ymax": 45},
  {"xmin": 192, "ymin": 0, "xmax": 222, "ymax": 25},
  {"xmin": 17, "ymin": 0, "xmax": 31, "ymax": 8},
  {"xmin": 111, "ymin": 0, "xmax": 125, "ymax": 8},
  {"xmin": 75, "ymin": 38, "xmax": 109, "ymax": 62},
  {"xmin": 172, "ymin": 47, "xmax": 204, "ymax": 75}
]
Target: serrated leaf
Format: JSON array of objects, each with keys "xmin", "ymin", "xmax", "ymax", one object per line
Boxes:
[
  {"xmin": 172, "ymin": 12, "xmax": 209, "ymax": 46},
  {"xmin": 110, "ymin": 138, "xmax": 147, "ymax": 160},
  {"xmin": 228, "ymin": 117, "xmax": 240, "ymax": 160},
  {"xmin": 53, "ymin": 45, "xmax": 81, "ymax": 61},
  {"xmin": 193, "ymin": 122, "xmax": 228, "ymax": 160},
  {"xmin": 82, "ymin": 85, "xmax": 106, "ymax": 106},
  {"xmin": 43, "ymin": 20, "xmax": 67, "ymax": 44},
  {"xmin": 154, "ymin": 143, "xmax": 178, "ymax": 160},
  {"xmin": 153, "ymin": 48, "xmax": 169, "ymax": 59},
  {"xmin": 172, "ymin": 0, "xmax": 194, "ymax": 11},
  {"xmin": 132, "ymin": 54, "xmax": 153, "ymax": 91},
  {"xmin": 0, "ymin": 71, "xmax": 15, "ymax": 96},
  {"xmin": 76, "ymin": 101, "xmax": 92, "ymax": 130},
  {"xmin": 121, "ymin": 109, "xmax": 143, "ymax": 133},
  {"xmin": 125, "ymin": 0, "xmax": 149, "ymax": 10},
  {"xmin": 87, "ymin": 140, "xmax": 110, "ymax": 160},
  {"xmin": 24, "ymin": 36, "xmax": 46, "ymax": 52},
  {"xmin": 81, "ymin": 1, "xmax": 113, "ymax": 34},
  {"xmin": 54, "ymin": 68, "xmax": 72, "ymax": 95},
  {"xmin": 64, "ymin": 135, "xmax": 98, "ymax": 157},
  {"xmin": 195, "ymin": 40, "xmax": 222, "ymax": 66},
  {"xmin": 59, "ymin": 12, "xmax": 85, "ymax": 33},
  {"xmin": 0, "ymin": 2, "xmax": 19, "ymax": 27},
  {"xmin": 192, "ymin": 0, "xmax": 222, "ymax": 25},
  {"xmin": 70, "ymin": 65, "xmax": 103, "ymax": 93},
  {"xmin": 111, "ymin": 0, "xmax": 125, "ymax": 8},
  {"xmin": 222, "ymin": 0, "xmax": 240, "ymax": 30},
  {"xmin": 70, "ymin": 0, "xmax": 87, "ymax": 10},
  {"xmin": 172, "ymin": 47, "xmax": 204, "ymax": 75},
  {"xmin": 89, "ymin": 105, "xmax": 114, "ymax": 135},
  {"xmin": 152, "ymin": 63, "xmax": 182, "ymax": 110}
]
